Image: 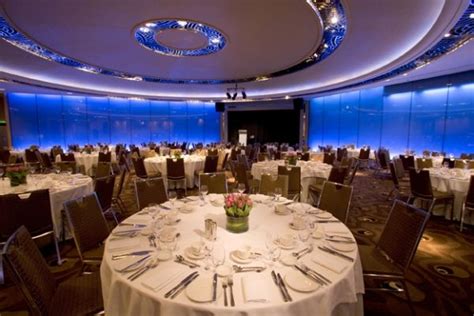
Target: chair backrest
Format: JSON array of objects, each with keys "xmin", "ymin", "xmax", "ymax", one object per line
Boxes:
[
  {"xmin": 207, "ymin": 149, "xmax": 218, "ymax": 156},
  {"xmin": 0, "ymin": 149, "xmax": 11, "ymax": 164},
  {"xmin": 56, "ymin": 161, "xmax": 77, "ymax": 173},
  {"xmin": 377, "ymin": 150, "xmax": 389, "ymax": 169},
  {"xmin": 327, "ymin": 166, "xmax": 348, "ymax": 185},
  {"xmin": 166, "ymin": 158, "xmax": 185, "ymax": 179},
  {"xmin": 416, "ymin": 158, "xmax": 433, "ymax": 170},
  {"xmin": 220, "ymin": 152, "xmax": 229, "ymax": 170},
  {"xmin": 301, "ymin": 152, "xmax": 310, "ymax": 162},
  {"xmin": 318, "ymin": 181, "xmax": 353, "ymax": 223},
  {"xmin": 94, "ymin": 175, "xmax": 116, "ymax": 212},
  {"xmin": 408, "ymin": 168, "xmax": 433, "ymax": 199},
  {"xmin": 98, "ymin": 152, "xmax": 111, "ymax": 163},
  {"xmin": 132, "ymin": 157, "xmax": 148, "ymax": 178},
  {"xmin": 24, "ymin": 149, "xmax": 38, "ymax": 163},
  {"xmin": 389, "ymin": 162, "xmax": 399, "ymax": 188},
  {"xmin": 199, "ymin": 173, "xmax": 227, "ymax": 194},
  {"xmin": 1, "ymin": 226, "xmax": 57, "ymax": 315},
  {"xmin": 0, "ymin": 189, "xmax": 53, "ymax": 242},
  {"xmin": 40, "ymin": 153, "xmax": 53, "ymax": 169},
  {"xmin": 134, "ymin": 177, "xmax": 168, "ymax": 210},
  {"xmin": 359, "ymin": 148, "xmax": 370, "ymax": 160},
  {"xmin": 60, "ymin": 153, "xmax": 75, "ymax": 162},
  {"xmin": 465, "ymin": 175, "xmax": 474, "ymax": 209},
  {"xmin": 230, "ymin": 148, "xmax": 239, "ymax": 161},
  {"xmin": 259, "ymin": 174, "xmax": 288, "ymax": 197},
  {"xmin": 115, "ymin": 168, "xmax": 128, "ymax": 198},
  {"xmin": 393, "ymin": 158, "xmax": 405, "ymax": 179},
  {"xmin": 257, "ymin": 153, "xmax": 269, "ymax": 162},
  {"xmin": 347, "ymin": 162, "xmax": 359, "ymax": 185},
  {"xmin": 63, "ymin": 193, "xmax": 110, "ymax": 257},
  {"xmin": 377, "ymin": 200, "xmax": 430, "ymax": 274},
  {"xmin": 454, "ymin": 160, "xmax": 466, "ymax": 169},
  {"xmin": 234, "ymin": 162, "xmax": 250, "ymax": 192},
  {"xmin": 203, "ymin": 155, "xmax": 219, "ymax": 173},
  {"xmin": 277, "ymin": 165, "xmax": 301, "ymax": 195},
  {"xmin": 237, "ymin": 155, "xmax": 250, "ymax": 170},
  {"xmin": 399, "ymin": 155, "xmax": 415, "ymax": 171},
  {"xmin": 336, "ymin": 148, "xmax": 347, "ymax": 162},
  {"xmin": 323, "ymin": 152, "xmax": 336, "ymax": 165},
  {"xmin": 96, "ymin": 162, "xmax": 111, "ymax": 178},
  {"xmin": 442, "ymin": 158, "xmax": 455, "ymax": 169}
]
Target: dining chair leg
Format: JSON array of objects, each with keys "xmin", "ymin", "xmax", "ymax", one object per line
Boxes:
[
  {"xmin": 54, "ymin": 235, "xmax": 63, "ymax": 265},
  {"xmin": 401, "ymin": 279, "xmax": 415, "ymax": 316}
]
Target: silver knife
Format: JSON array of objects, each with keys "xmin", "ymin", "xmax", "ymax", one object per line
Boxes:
[
  {"xmin": 169, "ymin": 273, "xmax": 200, "ymax": 299},
  {"xmin": 294, "ymin": 265, "xmax": 326, "ymax": 286},
  {"xmin": 271, "ymin": 270, "xmax": 288, "ymax": 302},
  {"xmin": 277, "ymin": 273, "xmax": 292, "ymax": 302},
  {"xmin": 302, "ymin": 264, "xmax": 332, "ymax": 284},
  {"xmin": 212, "ymin": 273, "xmax": 217, "ymax": 302},
  {"xmin": 318, "ymin": 246, "xmax": 354, "ymax": 262},
  {"xmin": 165, "ymin": 272, "xmax": 199, "ymax": 298},
  {"xmin": 159, "ymin": 204, "xmax": 171, "ymax": 210},
  {"xmin": 112, "ymin": 250, "xmax": 153, "ymax": 260},
  {"xmin": 325, "ymin": 238, "xmax": 355, "ymax": 244},
  {"xmin": 119, "ymin": 223, "xmax": 147, "ymax": 228},
  {"xmin": 315, "ymin": 220, "xmax": 339, "ymax": 223},
  {"xmin": 117, "ymin": 255, "xmax": 151, "ymax": 273}
]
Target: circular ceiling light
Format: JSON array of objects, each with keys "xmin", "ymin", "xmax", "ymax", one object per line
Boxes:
[{"xmin": 134, "ymin": 19, "xmax": 227, "ymax": 57}]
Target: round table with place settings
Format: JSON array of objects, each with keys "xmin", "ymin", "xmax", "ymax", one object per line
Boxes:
[
  {"xmin": 55, "ymin": 151, "xmax": 117, "ymax": 176},
  {"xmin": 0, "ymin": 173, "xmax": 94, "ymax": 238},
  {"xmin": 251, "ymin": 160, "xmax": 333, "ymax": 202},
  {"xmin": 100, "ymin": 194, "xmax": 364, "ymax": 316},
  {"xmin": 143, "ymin": 155, "xmax": 206, "ymax": 188},
  {"xmin": 427, "ymin": 167, "xmax": 474, "ymax": 223}
]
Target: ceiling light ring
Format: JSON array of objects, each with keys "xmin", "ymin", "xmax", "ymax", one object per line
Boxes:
[{"xmin": 0, "ymin": 0, "xmax": 347, "ymax": 84}]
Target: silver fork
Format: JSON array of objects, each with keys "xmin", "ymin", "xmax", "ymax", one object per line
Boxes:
[
  {"xmin": 222, "ymin": 278, "xmax": 228, "ymax": 306},
  {"xmin": 227, "ymin": 276, "xmax": 235, "ymax": 306}
]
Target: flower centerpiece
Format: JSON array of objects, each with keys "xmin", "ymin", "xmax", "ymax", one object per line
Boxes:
[
  {"xmin": 224, "ymin": 193, "xmax": 253, "ymax": 233},
  {"xmin": 286, "ymin": 151, "xmax": 298, "ymax": 166},
  {"xmin": 173, "ymin": 150, "xmax": 182, "ymax": 160},
  {"xmin": 5, "ymin": 165, "xmax": 28, "ymax": 187}
]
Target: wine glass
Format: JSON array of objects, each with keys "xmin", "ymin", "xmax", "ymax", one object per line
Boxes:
[
  {"xmin": 203, "ymin": 238, "xmax": 215, "ymax": 271},
  {"xmin": 237, "ymin": 183, "xmax": 246, "ymax": 194},
  {"xmin": 200, "ymin": 184, "xmax": 209, "ymax": 205},
  {"xmin": 274, "ymin": 187, "xmax": 282, "ymax": 201},
  {"xmin": 211, "ymin": 243, "xmax": 225, "ymax": 271},
  {"xmin": 148, "ymin": 203, "xmax": 160, "ymax": 220},
  {"xmin": 265, "ymin": 232, "xmax": 281, "ymax": 267},
  {"xmin": 168, "ymin": 191, "xmax": 177, "ymax": 208}
]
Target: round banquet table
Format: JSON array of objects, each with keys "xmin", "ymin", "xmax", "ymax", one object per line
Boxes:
[
  {"xmin": 144, "ymin": 155, "xmax": 206, "ymax": 188},
  {"xmin": 0, "ymin": 173, "xmax": 93, "ymax": 238},
  {"xmin": 55, "ymin": 152, "xmax": 117, "ymax": 176},
  {"xmin": 251, "ymin": 160, "xmax": 333, "ymax": 202},
  {"xmin": 100, "ymin": 195, "xmax": 364, "ymax": 316},
  {"xmin": 427, "ymin": 167, "xmax": 474, "ymax": 224}
]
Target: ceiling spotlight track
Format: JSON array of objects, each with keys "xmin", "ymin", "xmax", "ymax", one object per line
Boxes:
[{"xmin": 226, "ymin": 83, "xmax": 247, "ymax": 100}]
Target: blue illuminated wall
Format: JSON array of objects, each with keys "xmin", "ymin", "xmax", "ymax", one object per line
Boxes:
[
  {"xmin": 8, "ymin": 94, "xmax": 220, "ymax": 148},
  {"xmin": 308, "ymin": 71, "xmax": 474, "ymax": 156}
]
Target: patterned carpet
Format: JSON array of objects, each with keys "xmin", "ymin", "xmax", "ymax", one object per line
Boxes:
[{"xmin": 1, "ymin": 170, "xmax": 473, "ymax": 315}]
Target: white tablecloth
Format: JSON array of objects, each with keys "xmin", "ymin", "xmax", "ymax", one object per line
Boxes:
[
  {"xmin": 55, "ymin": 152, "xmax": 117, "ymax": 176},
  {"xmin": 144, "ymin": 155, "xmax": 206, "ymax": 188},
  {"xmin": 251, "ymin": 160, "xmax": 333, "ymax": 202},
  {"xmin": 427, "ymin": 168, "xmax": 474, "ymax": 223},
  {"xmin": 0, "ymin": 173, "xmax": 94, "ymax": 238},
  {"xmin": 100, "ymin": 196, "xmax": 364, "ymax": 316},
  {"xmin": 345, "ymin": 149, "xmax": 375, "ymax": 160}
]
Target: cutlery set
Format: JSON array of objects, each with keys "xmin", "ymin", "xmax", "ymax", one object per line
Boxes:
[
  {"xmin": 271, "ymin": 270, "xmax": 292, "ymax": 302},
  {"xmin": 292, "ymin": 245, "xmax": 313, "ymax": 259},
  {"xmin": 175, "ymin": 255, "xmax": 200, "ymax": 268},
  {"xmin": 164, "ymin": 272, "xmax": 200, "ymax": 299},
  {"xmin": 112, "ymin": 250, "xmax": 153, "ymax": 261},
  {"xmin": 318, "ymin": 246, "xmax": 354, "ymax": 262},
  {"xmin": 294, "ymin": 264, "xmax": 331, "ymax": 286},
  {"xmin": 127, "ymin": 258, "xmax": 159, "ymax": 281}
]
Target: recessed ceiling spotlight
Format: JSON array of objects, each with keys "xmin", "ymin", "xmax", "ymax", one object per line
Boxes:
[
  {"xmin": 323, "ymin": 43, "xmax": 329, "ymax": 48},
  {"xmin": 313, "ymin": 53, "xmax": 319, "ymax": 58},
  {"xmin": 470, "ymin": 13, "xmax": 474, "ymax": 19},
  {"xmin": 403, "ymin": 73, "xmax": 408, "ymax": 76},
  {"xmin": 177, "ymin": 20, "xmax": 187, "ymax": 27},
  {"xmin": 330, "ymin": 16, "xmax": 339, "ymax": 24},
  {"xmin": 145, "ymin": 23, "xmax": 157, "ymax": 28},
  {"xmin": 139, "ymin": 27, "xmax": 151, "ymax": 33},
  {"xmin": 444, "ymin": 33, "xmax": 451, "ymax": 38},
  {"xmin": 256, "ymin": 76, "xmax": 269, "ymax": 82},
  {"xmin": 285, "ymin": 95, "xmax": 290, "ymax": 100}
]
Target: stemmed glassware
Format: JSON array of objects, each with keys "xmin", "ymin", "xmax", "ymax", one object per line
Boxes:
[
  {"xmin": 200, "ymin": 184, "xmax": 208, "ymax": 205},
  {"xmin": 203, "ymin": 238, "xmax": 215, "ymax": 271},
  {"xmin": 274, "ymin": 187, "xmax": 282, "ymax": 201},
  {"xmin": 168, "ymin": 191, "xmax": 177, "ymax": 209},
  {"xmin": 211, "ymin": 243, "xmax": 225, "ymax": 271},
  {"xmin": 265, "ymin": 232, "xmax": 281, "ymax": 267}
]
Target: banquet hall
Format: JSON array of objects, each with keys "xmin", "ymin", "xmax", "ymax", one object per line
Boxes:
[{"xmin": 0, "ymin": 0, "xmax": 473, "ymax": 315}]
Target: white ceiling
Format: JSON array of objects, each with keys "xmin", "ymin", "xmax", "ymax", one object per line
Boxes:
[{"xmin": 0, "ymin": 0, "xmax": 472, "ymax": 100}]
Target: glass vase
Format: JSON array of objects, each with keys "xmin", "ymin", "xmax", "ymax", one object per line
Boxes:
[{"xmin": 226, "ymin": 215, "xmax": 249, "ymax": 233}]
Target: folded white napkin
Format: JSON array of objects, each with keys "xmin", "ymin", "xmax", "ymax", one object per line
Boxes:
[
  {"xmin": 241, "ymin": 276, "xmax": 270, "ymax": 303},
  {"xmin": 107, "ymin": 238, "xmax": 141, "ymax": 252},
  {"xmin": 311, "ymin": 250, "xmax": 347, "ymax": 274},
  {"xmin": 322, "ymin": 223, "xmax": 350, "ymax": 235},
  {"xmin": 142, "ymin": 269, "xmax": 187, "ymax": 292}
]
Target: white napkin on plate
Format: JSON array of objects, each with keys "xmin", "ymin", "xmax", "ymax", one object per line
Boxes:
[
  {"xmin": 142, "ymin": 269, "xmax": 187, "ymax": 292},
  {"xmin": 241, "ymin": 276, "xmax": 270, "ymax": 303},
  {"xmin": 311, "ymin": 250, "xmax": 347, "ymax": 274},
  {"xmin": 107, "ymin": 238, "xmax": 141, "ymax": 252}
]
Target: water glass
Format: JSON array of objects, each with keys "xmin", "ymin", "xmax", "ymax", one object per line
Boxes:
[
  {"xmin": 274, "ymin": 187, "xmax": 282, "ymax": 201},
  {"xmin": 200, "ymin": 184, "xmax": 208, "ymax": 205}
]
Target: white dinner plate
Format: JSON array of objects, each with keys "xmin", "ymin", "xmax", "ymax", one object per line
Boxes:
[
  {"xmin": 230, "ymin": 250, "xmax": 253, "ymax": 264},
  {"xmin": 184, "ymin": 247, "xmax": 205, "ymax": 260},
  {"xmin": 274, "ymin": 238, "xmax": 297, "ymax": 250},
  {"xmin": 314, "ymin": 211, "xmax": 333, "ymax": 219},
  {"xmin": 186, "ymin": 275, "xmax": 222, "ymax": 303},
  {"xmin": 289, "ymin": 222, "xmax": 306, "ymax": 230},
  {"xmin": 284, "ymin": 270, "xmax": 320, "ymax": 293},
  {"xmin": 178, "ymin": 204, "xmax": 194, "ymax": 213},
  {"xmin": 327, "ymin": 240, "xmax": 356, "ymax": 252}
]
